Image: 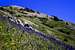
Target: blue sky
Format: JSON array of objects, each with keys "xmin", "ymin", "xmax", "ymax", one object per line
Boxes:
[{"xmin": 0, "ymin": 0, "xmax": 75, "ymax": 23}]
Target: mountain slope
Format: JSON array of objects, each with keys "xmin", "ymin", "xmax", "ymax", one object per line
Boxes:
[{"xmin": 0, "ymin": 6, "xmax": 75, "ymax": 50}]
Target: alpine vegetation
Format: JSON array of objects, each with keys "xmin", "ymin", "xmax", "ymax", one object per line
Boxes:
[{"xmin": 0, "ymin": 6, "xmax": 75, "ymax": 50}]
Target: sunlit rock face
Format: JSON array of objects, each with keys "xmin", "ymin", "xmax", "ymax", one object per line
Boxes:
[{"xmin": 0, "ymin": 6, "xmax": 75, "ymax": 50}]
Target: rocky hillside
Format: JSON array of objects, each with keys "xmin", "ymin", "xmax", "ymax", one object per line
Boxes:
[{"xmin": 0, "ymin": 6, "xmax": 75, "ymax": 50}]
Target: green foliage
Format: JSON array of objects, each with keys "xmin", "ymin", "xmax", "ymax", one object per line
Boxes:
[
  {"xmin": 42, "ymin": 20, "xmax": 65, "ymax": 28},
  {"xmin": 15, "ymin": 14, "xmax": 22, "ymax": 17},
  {"xmin": 25, "ymin": 8, "xmax": 35, "ymax": 13},
  {"xmin": 0, "ymin": 6, "xmax": 75, "ymax": 50},
  {"xmin": 39, "ymin": 17, "xmax": 48, "ymax": 23},
  {"xmin": 50, "ymin": 15, "xmax": 63, "ymax": 21},
  {"xmin": 58, "ymin": 28, "xmax": 71, "ymax": 35},
  {"xmin": 0, "ymin": 20, "xmax": 61, "ymax": 50}
]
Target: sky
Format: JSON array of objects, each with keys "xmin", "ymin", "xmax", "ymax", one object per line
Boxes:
[{"xmin": 0, "ymin": 0, "xmax": 75, "ymax": 23}]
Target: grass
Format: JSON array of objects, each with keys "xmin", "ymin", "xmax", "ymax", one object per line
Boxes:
[
  {"xmin": 0, "ymin": 18, "xmax": 65, "ymax": 50},
  {"xmin": 20, "ymin": 17, "xmax": 75, "ymax": 46},
  {"xmin": 0, "ymin": 6, "xmax": 75, "ymax": 50}
]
